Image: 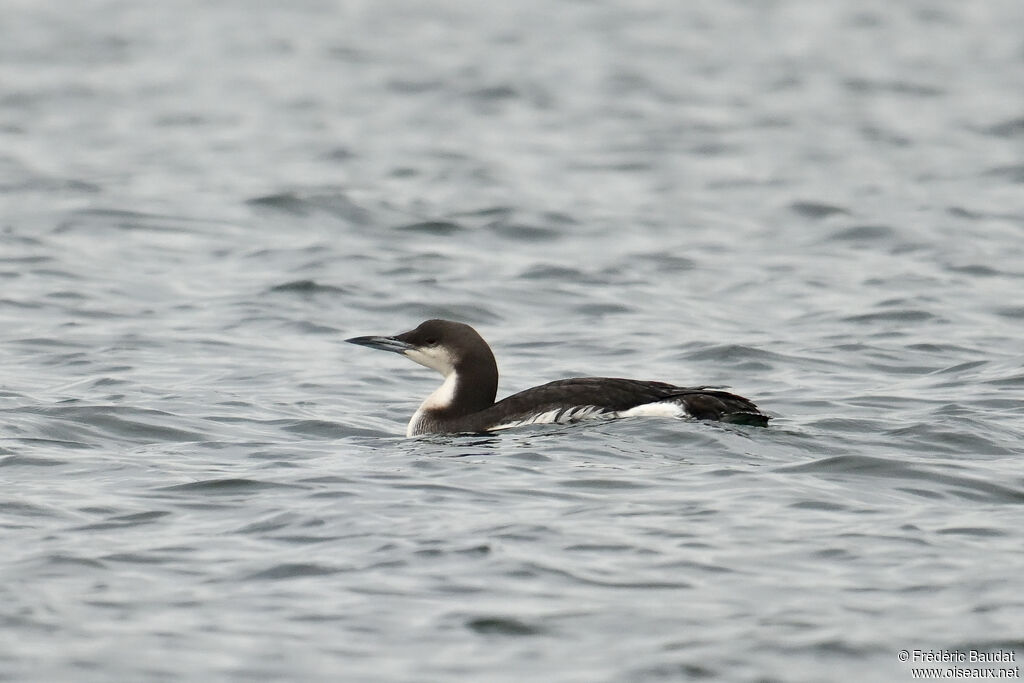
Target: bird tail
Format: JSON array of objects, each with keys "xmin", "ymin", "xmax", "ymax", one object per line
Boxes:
[{"xmin": 720, "ymin": 411, "xmax": 770, "ymax": 427}]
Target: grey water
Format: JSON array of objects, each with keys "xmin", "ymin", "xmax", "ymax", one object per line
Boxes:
[{"xmin": 2, "ymin": 1, "xmax": 1023, "ymax": 681}]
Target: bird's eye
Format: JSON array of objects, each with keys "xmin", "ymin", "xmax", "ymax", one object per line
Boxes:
[{"xmin": 425, "ymin": 338, "xmax": 438, "ymax": 346}]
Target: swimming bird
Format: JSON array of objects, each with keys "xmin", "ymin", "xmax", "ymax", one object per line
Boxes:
[{"xmin": 346, "ymin": 319, "xmax": 770, "ymax": 437}]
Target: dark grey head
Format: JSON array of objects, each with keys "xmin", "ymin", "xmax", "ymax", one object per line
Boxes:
[
  {"xmin": 346, "ymin": 319, "xmax": 497, "ymax": 382},
  {"xmin": 347, "ymin": 320, "xmax": 500, "ymax": 421}
]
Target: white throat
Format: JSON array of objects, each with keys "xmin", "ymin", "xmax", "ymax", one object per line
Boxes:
[
  {"xmin": 404, "ymin": 345, "xmax": 455, "ymax": 376},
  {"xmin": 407, "ymin": 372, "xmax": 458, "ymax": 437}
]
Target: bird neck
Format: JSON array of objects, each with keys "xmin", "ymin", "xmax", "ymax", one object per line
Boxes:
[{"xmin": 421, "ymin": 353, "xmax": 498, "ymax": 415}]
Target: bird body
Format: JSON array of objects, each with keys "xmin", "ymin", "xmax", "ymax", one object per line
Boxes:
[{"xmin": 346, "ymin": 319, "xmax": 769, "ymax": 437}]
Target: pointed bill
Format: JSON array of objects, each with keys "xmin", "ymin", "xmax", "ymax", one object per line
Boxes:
[{"xmin": 345, "ymin": 335, "xmax": 414, "ymax": 354}]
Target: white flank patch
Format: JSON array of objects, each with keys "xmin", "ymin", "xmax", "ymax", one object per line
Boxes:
[
  {"xmin": 490, "ymin": 401, "xmax": 687, "ymax": 432},
  {"xmin": 489, "ymin": 405, "xmax": 608, "ymax": 431},
  {"xmin": 616, "ymin": 401, "xmax": 687, "ymax": 419}
]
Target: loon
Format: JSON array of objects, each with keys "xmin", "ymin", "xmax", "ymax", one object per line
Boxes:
[{"xmin": 346, "ymin": 319, "xmax": 770, "ymax": 437}]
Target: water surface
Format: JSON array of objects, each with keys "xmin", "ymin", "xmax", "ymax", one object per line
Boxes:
[{"xmin": 2, "ymin": 1, "xmax": 1023, "ymax": 681}]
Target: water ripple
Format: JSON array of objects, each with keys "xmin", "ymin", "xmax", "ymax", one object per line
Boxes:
[{"xmin": 3, "ymin": 1, "xmax": 1023, "ymax": 681}]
